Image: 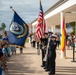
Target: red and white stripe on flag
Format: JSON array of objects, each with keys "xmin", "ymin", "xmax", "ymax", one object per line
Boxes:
[{"xmin": 36, "ymin": 1, "xmax": 46, "ymax": 38}]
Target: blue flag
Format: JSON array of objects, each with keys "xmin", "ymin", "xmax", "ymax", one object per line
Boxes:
[{"xmin": 8, "ymin": 11, "xmax": 29, "ymax": 47}]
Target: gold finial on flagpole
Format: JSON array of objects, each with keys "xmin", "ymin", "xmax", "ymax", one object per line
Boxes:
[{"xmin": 10, "ymin": 6, "xmax": 15, "ymax": 12}]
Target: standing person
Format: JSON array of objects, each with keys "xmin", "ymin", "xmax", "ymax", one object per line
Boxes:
[
  {"xmin": 56, "ymin": 34, "xmax": 60, "ymax": 49},
  {"xmin": 48, "ymin": 34, "xmax": 57, "ymax": 75},
  {"xmin": 32, "ymin": 35, "xmax": 36, "ymax": 48},
  {"xmin": 20, "ymin": 47, "xmax": 23, "ymax": 53},
  {"xmin": 71, "ymin": 33, "xmax": 75, "ymax": 48},
  {"xmin": 40, "ymin": 33, "xmax": 48, "ymax": 67},
  {"xmin": 44, "ymin": 31, "xmax": 53, "ymax": 71},
  {"xmin": 67, "ymin": 38, "xmax": 71, "ymax": 49},
  {"xmin": 36, "ymin": 38, "xmax": 40, "ymax": 55},
  {"xmin": 36, "ymin": 38, "xmax": 40, "ymax": 49},
  {"xmin": 2, "ymin": 41, "xmax": 8, "ymax": 60},
  {"xmin": 10, "ymin": 45, "xmax": 16, "ymax": 55},
  {"xmin": 1, "ymin": 41, "xmax": 8, "ymax": 72},
  {"xmin": 29, "ymin": 34, "xmax": 33, "ymax": 47},
  {"xmin": 2, "ymin": 31, "xmax": 9, "ymax": 42},
  {"xmin": 0, "ymin": 51, "xmax": 5, "ymax": 75},
  {"xmin": 0, "ymin": 41, "xmax": 2, "ymax": 52},
  {"xmin": 40, "ymin": 35, "xmax": 45, "ymax": 67},
  {"xmin": 2, "ymin": 31, "xmax": 11, "ymax": 57}
]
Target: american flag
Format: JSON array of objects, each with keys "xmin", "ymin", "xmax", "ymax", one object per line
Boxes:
[{"xmin": 36, "ymin": 0, "xmax": 46, "ymax": 38}]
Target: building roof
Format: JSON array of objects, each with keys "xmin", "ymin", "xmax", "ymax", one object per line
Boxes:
[
  {"xmin": 32, "ymin": 0, "xmax": 76, "ymax": 27},
  {"xmin": 44, "ymin": 0, "xmax": 68, "ymax": 15},
  {"xmin": 31, "ymin": 0, "xmax": 68, "ymax": 24}
]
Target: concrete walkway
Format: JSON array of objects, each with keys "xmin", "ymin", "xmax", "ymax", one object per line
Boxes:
[{"xmin": 6, "ymin": 43, "xmax": 76, "ymax": 75}]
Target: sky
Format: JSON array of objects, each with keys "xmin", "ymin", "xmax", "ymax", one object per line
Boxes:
[{"xmin": 0, "ymin": 0, "xmax": 59, "ymax": 30}]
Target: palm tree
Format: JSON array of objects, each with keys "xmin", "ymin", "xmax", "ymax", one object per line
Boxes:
[{"xmin": 70, "ymin": 22, "xmax": 75, "ymax": 35}]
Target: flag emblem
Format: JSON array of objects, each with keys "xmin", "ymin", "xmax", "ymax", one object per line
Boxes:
[{"xmin": 10, "ymin": 22, "xmax": 24, "ymax": 35}]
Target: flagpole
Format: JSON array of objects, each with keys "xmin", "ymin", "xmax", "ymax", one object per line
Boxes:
[{"xmin": 60, "ymin": 12, "xmax": 66, "ymax": 58}]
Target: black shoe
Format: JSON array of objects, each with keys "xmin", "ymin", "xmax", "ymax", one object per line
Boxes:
[
  {"xmin": 44, "ymin": 67, "xmax": 47, "ymax": 69},
  {"xmin": 41, "ymin": 65, "xmax": 44, "ymax": 67},
  {"xmin": 45, "ymin": 69, "xmax": 50, "ymax": 72},
  {"xmin": 48, "ymin": 73, "xmax": 55, "ymax": 75}
]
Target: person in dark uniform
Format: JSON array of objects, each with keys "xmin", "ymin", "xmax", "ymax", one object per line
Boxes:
[
  {"xmin": 40, "ymin": 33, "xmax": 48, "ymax": 67},
  {"xmin": 44, "ymin": 31, "xmax": 53, "ymax": 71},
  {"xmin": 48, "ymin": 34, "xmax": 57, "ymax": 75}
]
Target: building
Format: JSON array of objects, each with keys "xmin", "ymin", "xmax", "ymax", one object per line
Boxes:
[
  {"xmin": 31, "ymin": 0, "xmax": 76, "ymax": 58},
  {"xmin": 31, "ymin": 0, "xmax": 76, "ymax": 34}
]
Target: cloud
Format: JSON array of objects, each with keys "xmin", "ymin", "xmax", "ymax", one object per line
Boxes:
[
  {"xmin": 0, "ymin": 0, "xmax": 59, "ymax": 30},
  {"xmin": 2, "ymin": 0, "xmax": 36, "ymax": 5}
]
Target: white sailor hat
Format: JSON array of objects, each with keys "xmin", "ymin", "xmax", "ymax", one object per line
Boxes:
[
  {"xmin": 51, "ymin": 34, "xmax": 57, "ymax": 38},
  {"xmin": 48, "ymin": 30, "xmax": 53, "ymax": 34}
]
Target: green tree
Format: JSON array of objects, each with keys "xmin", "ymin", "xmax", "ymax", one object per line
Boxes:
[
  {"xmin": 0, "ymin": 35, "xmax": 2, "ymax": 39},
  {"xmin": 1, "ymin": 23, "xmax": 6, "ymax": 29},
  {"xmin": 70, "ymin": 22, "xmax": 75, "ymax": 35},
  {"xmin": 0, "ymin": 27, "xmax": 2, "ymax": 31},
  {"xmin": 55, "ymin": 25, "xmax": 60, "ymax": 28}
]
